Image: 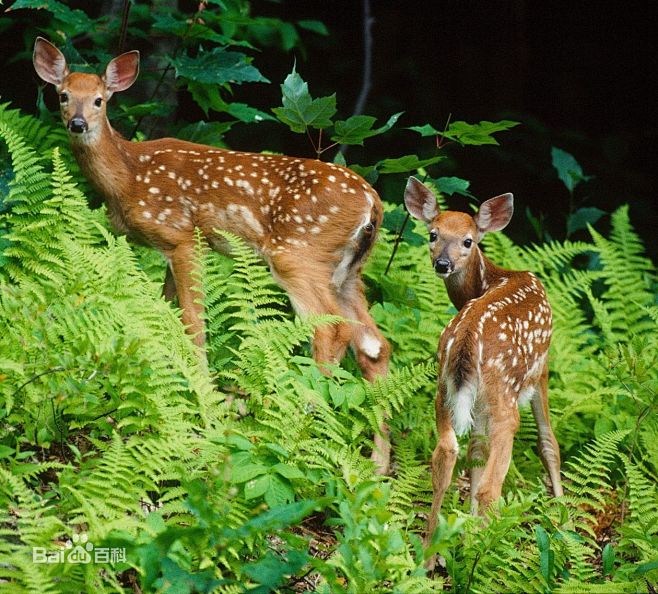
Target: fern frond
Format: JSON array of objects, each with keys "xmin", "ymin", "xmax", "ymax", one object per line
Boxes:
[
  {"xmin": 554, "ymin": 579, "xmax": 641, "ymax": 593},
  {"xmin": 364, "ymin": 361, "xmax": 436, "ymax": 423},
  {"xmin": 388, "ymin": 437, "xmax": 432, "ymax": 528},
  {"xmin": 563, "ymin": 430, "xmax": 629, "ymax": 512},
  {"xmin": 622, "ymin": 456, "xmax": 658, "ymax": 536},
  {"xmin": 588, "ymin": 206, "xmax": 656, "ymax": 340},
  {"xmin": 0, "ymin": 102, "xmax": 66, "ymax": 155},
  {"xmin": 0, "ymin": 467, "xmax": 65, "ymax": 547}
]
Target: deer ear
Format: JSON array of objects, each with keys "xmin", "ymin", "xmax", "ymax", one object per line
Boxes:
[
  {"xmin": 104, "ymin": 50, "xmax": 139, "ymax": 94},
  {"xmin": 404, "ymin": 177, "xmax": 440, "ymax": 223},
  {"xmin": 33, "ymin": 37, "xmax": 69, "ymax": 86},
  {"xmin": 474, "ymin": 193, "xmax": 514, "ymax": 239}
]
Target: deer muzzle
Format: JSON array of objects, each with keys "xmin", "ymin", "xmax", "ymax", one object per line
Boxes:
[
  {"xmin": 433, "ymin": 257, "xmax": 453, "ymax": 276},
  {"xmin": 68, "ymin": 117, "xmax": 88, "ymax": 134}
]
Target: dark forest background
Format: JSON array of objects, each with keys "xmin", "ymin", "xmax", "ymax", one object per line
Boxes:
[{"xmin": 1, "ymin": 0, "xmax": 656, "ymax": 256}]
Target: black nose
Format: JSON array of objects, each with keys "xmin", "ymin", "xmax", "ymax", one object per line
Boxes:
[
  {"xmin": 433, "ymin": 258, "xmax": 452, "ymax": 274},
  {"xmin": 68, "ymin": 118, "xmax": 88, "ymax": 134}
]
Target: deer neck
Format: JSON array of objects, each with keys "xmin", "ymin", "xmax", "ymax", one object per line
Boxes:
[
  {"xmin": 445, "ymin": 248, "xmax": 503, "ymax": 310},
  {"xmin": 70, "ymin": 118, "xmax": 133, "ymax": 204}
]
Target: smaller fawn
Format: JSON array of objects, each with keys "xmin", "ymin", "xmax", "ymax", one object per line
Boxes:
[{"xmin": 404, "ymin": 178, "xmax": 563, "ymax": 557}]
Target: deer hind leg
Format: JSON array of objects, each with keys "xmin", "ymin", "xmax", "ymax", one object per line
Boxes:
[
  {"xmin": 424, "ymin": 384, "xmax": 459, "ymax": 569},
  {"xmin": 167, "ymin": 242, "xmax": 206, "ymax": 348},
  {"xmin": 337, "ymin": 275, "xmax": 391, "ymax": 381},
  {"xmin": 270, "ymin": 254, "xmax": 352, "ymax": 368},
  {"xmin": 467, "ymin": 409, "xmax": 489, "ymax": 514},
  {"xmin": 336, "ymin": 273, "xmax": 392, "ymax": 473},
  {"xmin": 163, "ymin": 263, "xmax": 177, "ymax": 302},
  {"xmin": 531, "ymin": 363, "xmax": 563, "ymax": 497},
  {"xmin": 473, "ymin": 387, "xmax": 520, "ymax": 513}
]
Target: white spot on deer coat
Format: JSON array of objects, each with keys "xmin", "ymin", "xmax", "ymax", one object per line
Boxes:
[{"xmin": 227, "ymin": 203, "xmax": 263, "ymax": 235}]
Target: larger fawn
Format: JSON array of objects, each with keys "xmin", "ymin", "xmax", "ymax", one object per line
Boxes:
[
  {"xmin": 33, "ymin": 37, "xmax": 392, "ymax": 470},
  {"xmin": 404, "ymin": 178, "xmax": 562, "ymax": 555}
]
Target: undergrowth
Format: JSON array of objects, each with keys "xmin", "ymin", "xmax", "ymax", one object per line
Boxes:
[{"xmin": 1, "ymin": 105, "xmax": 657, "ymax": 593}]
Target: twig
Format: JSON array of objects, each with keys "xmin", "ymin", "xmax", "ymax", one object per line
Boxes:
[
  {"xmin": 607, "ymin": 350, "xmax": 657, "ymax": 523},
  {"xmin": 384, "ymin": 169, "xmax": 433, "ymax": 276},
  {"xmin": 89, "ymin": 407, "xmax": 120, "ymax": 422},
  {"xmin": 340, "ymin": 0, "xmax": 373, "ymax": 157},
  {"xmin": 305, "ymin": 127, "xmax": 318, "ymax": 156},
  {"xmin": 384, "ymin": 113, "xmax": 453, "ymax": 275},
  {"xmin": 436, "ymin": 112, "xmax": 452, "ymax": 150},
  {"xmin": 317, "ymin": 127, "xmax": 324, "ymax": 158},
  {"xmin": 117, "ymin": 0, "xmax": 132, "ymax": 55},
  {"xmin": 130, "ymin": 61, "xmax": 175, "ymax": 140},
  {"xmin": 11, "ymin": 366, "xmax": 65, "ymax": 400},
  {"xmin": 317, "ymin": 142, "xmax": 340, "ymax": 158},
  {"xmin": 351, "ymin": 0, "xmax": 373, "ymax": 118},
  {"xmin": 620, "ymin": 400, "xmax": 655, "ymax": 523},
  {"xmin": 384, "ymin": 211, "xmax": 410, "ymax": 276},
  {"xmin": 130, "ymin": 4, "xmax": 206, "ymax": 139},
  {"xmin": 464, "ymin": 550, "xmax": 482, "ymax": 594}
]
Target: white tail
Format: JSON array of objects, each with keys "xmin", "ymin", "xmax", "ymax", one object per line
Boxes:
[
  {"xmin": 33, "ymin": 37, "xmax": 393, "ymax": 470},
  {"xmin": 405, "ymin": 177, "xmax": 562, "ymax": 562}
]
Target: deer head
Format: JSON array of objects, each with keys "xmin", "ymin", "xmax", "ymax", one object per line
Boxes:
[
  {"xmin": 404, "ymin": 177, "xmax": 513, "ymax": 278},
  {"xmin": 33, "ymin": 37, "xmax": 139, "ymax": 145}
]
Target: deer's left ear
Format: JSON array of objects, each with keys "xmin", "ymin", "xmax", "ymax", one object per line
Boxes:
[
  {"xmin": 474, "ymin": 193, "xmax": 513, "ymax": 240},
  {"xmin": 103, "ymin": 50, "xmax": 140, "ymax": 95}
]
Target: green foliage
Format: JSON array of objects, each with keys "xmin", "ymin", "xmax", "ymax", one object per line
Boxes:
[
  {"xmin": 331, "ymin": 112, "xmax": 403, "ymax": 146},
  {"xmin": 6, "ymin": 0, "xmax": 323, "ymax": 142},
  {"xmin": 552, "ymin": 147, "xmax": 593, "ymax": 194},
  {"xmin": 550, "ymin": 147, "xmax": 604, "ymax": 241},
  {"xmin": 319, "ymin": 481, "xmax": 442, "ymax": 593},
  {"xmin": 171, "ymin": 47, "xmax": 269, "ymax": 86},
  {"xmin": 430, "ymin": 176, "xmax": 475, "ymax": 199},
  {"xmin": 7, "ymin": 0, "xmax": 94, "ymax": 32},
  {"xmin": 566, "ymin": 206, "xmax": 606, "ymax": 236},
  {"xmin": 408, "ymin": 120, "xmax": 519, "ymax": 145},
  {"xmin": 376, "ymin": 154, "xmax": 445, "ymax": 174},
  {"xmin": 272, "ymin": 67, "xmax": 337, "ymax": 133},
  {"xmin": 271, "ymin": 67, "xmax": 404, "ymax": 159},
  {"xmin": 1, "ymin": 3, "xmax": 657, "ymax": 590}
]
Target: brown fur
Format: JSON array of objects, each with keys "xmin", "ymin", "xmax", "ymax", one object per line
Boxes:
[
  {"xmin": 33, "ymin": 37, "xmax": 393, "ymax": 471},
  {"xmin": 404, "ymin": 177, "xmax": 562, "ymax": 569}
]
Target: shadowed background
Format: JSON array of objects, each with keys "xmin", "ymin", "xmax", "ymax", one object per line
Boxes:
[{"xmin": 2, "ymin": 0, "xmax": 656, "ymax": 256}]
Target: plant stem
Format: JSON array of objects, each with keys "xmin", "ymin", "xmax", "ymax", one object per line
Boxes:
[
  {"xmin": 11, "ymin": 366, "xmax": 65, "ymax": 400},
  {"xmin": 130, "ymin": 3, "xmax": 206, "ymax": 139},
  {"xmin": 384, "ymin": 212, "xmax": 410, "ymax": 276},
  {"xmin": 117, "ymin": 0, "xmax": 131, "ymax": 55},
  {"xmin": 340, "ymin": 0, "xmax": 373, "ymax": 157}
]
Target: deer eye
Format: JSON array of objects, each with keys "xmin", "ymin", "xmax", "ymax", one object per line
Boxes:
[
  {"xmin": 94, "ymin": 97, "xmax": 103, "ymax": 108},
  {"xmin": 429, "ymin": 231, "xmax": 438, "ymax": 242},
  {"xmin": 59, "ymin": 92, "xmax": 68, "ymax": 103},
  {"xmin": 463, "ymin": 238, "xmax": 473, "ymax": 248}
]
